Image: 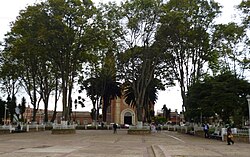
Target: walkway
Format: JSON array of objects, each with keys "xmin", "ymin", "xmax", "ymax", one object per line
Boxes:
[{"xmin": 0, "ymin": 130, "xmax": 249, "ymax": 157}]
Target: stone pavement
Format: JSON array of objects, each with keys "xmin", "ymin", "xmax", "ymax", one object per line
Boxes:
[{"xmin": 0, "ymin": 129, "xmax": 249, "ymax": 157}]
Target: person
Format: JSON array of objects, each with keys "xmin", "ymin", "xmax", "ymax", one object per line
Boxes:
[
  {"xmin": 150, "ymin": 123, "xmax": 157, "ymax": 133},
  {"xmin": 227, "ymin": 127, "xmax": 234, "ymax": 145},
  {"xmin": 203, "ymin": 123, "xmax": 209, "ymax": 138},
  {"xmin": 157, "ymin": 124, "xmax": 162, "ymax": 132},
  {"xmin": 17, "ymin": 124, "xmax": 21, "ymax": 131},
  {"xmin": 113, "ymin": 123, "xmax": 117, "ymax": 134},
  {"xmin": 101, "ymin": 122, "xmax": 104, "ymax": 129}
]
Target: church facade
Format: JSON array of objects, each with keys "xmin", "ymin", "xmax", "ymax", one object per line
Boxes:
[
  {"xmin": 106, "ymin": 97, "xmax": 137, "ymax": 125},
  {"xmin": 105, "ymin": 97, "xmax": 154, "ymax": 125}
]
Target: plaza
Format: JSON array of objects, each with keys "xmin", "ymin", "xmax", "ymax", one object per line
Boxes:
[{"xmin": 0, "ymin": 130, "xmax": 249, "ymax": 157}]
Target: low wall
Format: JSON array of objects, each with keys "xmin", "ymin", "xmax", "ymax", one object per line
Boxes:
[
  {"xmin": 127, "ymin": 129, "xmax": 151, "ymax": 135},
  {"xmin": 0, "ymin": 129, "xmax": 10, "ymax": 134},
  {"xmin": 51, "ymin": 129, "xmax": 76, "ymax": 134},
  {"xmin": 23, "ymin": 125, "xmax": 45, "ymax": 132}
]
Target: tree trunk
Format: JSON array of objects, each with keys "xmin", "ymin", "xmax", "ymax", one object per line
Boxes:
[
  {"xmin": 62, "ymin": 70, "xmax": 68, "ymax": 121},
  {"xmin": 50, "ymin": 78, "xmax": 59, "ymax": 123}
]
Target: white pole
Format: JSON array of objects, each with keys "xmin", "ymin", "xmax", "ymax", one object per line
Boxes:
[{"xmin": 246, "ymin": 95, "xmax": 250, "ymax": 144}]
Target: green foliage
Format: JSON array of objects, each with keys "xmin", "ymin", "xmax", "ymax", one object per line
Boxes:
[
  {"xmin": 1, "ymin": 0, "xmax": 101, "ymax": 122},
  {"xmin": 154, "ymin": 116, "xmax": 167, "ymax": 124},
  {"xmin": 238, "ymin": 0, "xmax": 250, "ymax": 27},
  {"xmin": 186, "ymin": 71, "xmax": 250, "ymax": 126},
  {"xmin": 212, "ymin": 23, "xmax": 247, "ymax": 75},
  {"xmin": 155, "ymin": 0, "xmax": 222, "ymax": 112}
]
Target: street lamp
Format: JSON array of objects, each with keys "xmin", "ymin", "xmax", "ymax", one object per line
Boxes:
[
  {"xmin": 4, "ymin": 104, "xmax": 7, "ymax": 126},
  {"xmin": 246, "ymin": 94, "xmax": 250, "ymax": 144}
]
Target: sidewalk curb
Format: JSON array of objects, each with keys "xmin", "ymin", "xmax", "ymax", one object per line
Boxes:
[{"xmin": 151, "ymin": 144, "xmax": 171, "ymax": 157}]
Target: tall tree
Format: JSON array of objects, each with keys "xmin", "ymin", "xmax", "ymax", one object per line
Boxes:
[
  {"xmin": 117, "ymin": 0, "xmax": 174, "ymax": 125},
  {"xmin": 155, "ymin": 0, "xmax": 221, "ymax": 113},
  {"xmin": 116, "ymin": 0, "xmax": 160, "ymax": 125},
  {"xmin": 2, "ymin": 3, "xmax": 55, "ymax": 122},
  {"xmin": 43, "ymin": 0, "xmax": 98, "ymax": 121},
  {"xmin": 1, "ymin": 0, "xmax": 99, "ymax": 122},
  {"xmin": 78, "ymin": 1, "xmax": 123, "ymax": 123}
]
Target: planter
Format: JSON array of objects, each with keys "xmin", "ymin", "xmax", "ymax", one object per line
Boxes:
[
  {"xmin": 51, "ymin": 128, "xmax": 76, "ymax": 134},
  {"xmin": 127, "ymin": 126, "xmax": 151, "ymax": 135},
  {"xmin": 0, "ymin": 129, "xmax": 10, "ymax": 134},
  {"xmin": 127, "ymin": 129, "xmax": 151, "ymax": 135}
]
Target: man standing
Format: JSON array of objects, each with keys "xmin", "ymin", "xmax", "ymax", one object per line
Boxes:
[
  {"xmin": 203, "ymin": 123, "xmax": 209, "ymax": 138},
  {"xmin": 113, "ymin": 123, "xmax": 117, "ymax": 134}
]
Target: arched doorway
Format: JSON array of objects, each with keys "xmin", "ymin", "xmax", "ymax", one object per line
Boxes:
[
  {"xmin": 120, "ymin": 109, "xmax": 135, "ymax": 125},
  {"xmin": 124, "ymin": 112, "xmax": 132, "ymax": 125}
]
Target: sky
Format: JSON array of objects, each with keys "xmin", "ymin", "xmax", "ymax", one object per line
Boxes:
[{"xmin": 0, "ymin": 0, "xmax": 243, "ymax": 113}]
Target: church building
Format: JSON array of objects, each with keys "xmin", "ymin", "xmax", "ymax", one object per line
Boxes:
[{"xmin": 106, "ymin": 97, "xmax": 154, "ymax": 125}]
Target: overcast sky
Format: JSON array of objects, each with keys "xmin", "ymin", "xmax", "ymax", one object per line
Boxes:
[{"xmin": 0, "ymin": 0, "xmax": 243, "ymax": 112}]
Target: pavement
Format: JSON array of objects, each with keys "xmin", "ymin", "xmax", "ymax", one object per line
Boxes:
[{"xmin": 0, "ymin": 129, "xmax": 249, "ymax": 157}]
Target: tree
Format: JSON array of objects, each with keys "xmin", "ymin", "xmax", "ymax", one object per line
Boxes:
[
  {"xmin": 0, "ymin": 56, "xmax": 21, "ymax": 99},
  {"xmin": 155, "ymin": 0, "xmax": 221, "ymax": 113},
  {"xmin": 100, "ymin": 50, "xmax": 122, "ymax": 122},
  {"xmin": 6, "ymin": 95, "xmax": 17, "ymax": 123},
  {"xmin": 78, "ymin": 2, "xmax": 124, "ymax": 123},
  {"xmin": 0, "ymin": 99, "xmax": 7, "ymax": 124},
  {"xmin": 237, "ymin": 1, "xmax": 250, "ymax": 72},
  {"xmin": 212, "ymin": 23, "xmax": 247, "ymax": 76},
  {"xmin": 80, "ymin": 55, "xmax": 122, "ymax": 123},
  {"xmin": 1, "ymin": 0, "xmax": 99, "ymax": 122},
  {"xmin": 238, "ymin": 1, "xmax": 250, "ymax": 28},
  {"xmin": 45, "ymin": 0, "xmax": 103, "ymax": 121},
  {"xmin": 186, "ymin": 71, "xmax": 250, "ymax": 126},
  {"xmin": 117, "ymin": 0, "xmax": 174, "ymax": 125},
  {"xmin": 1, "ymin": 3, "xmax": 55, "ymax": 122},
  {"xmin": 123, "ymin": 78, "xmax": 165, "ymax": 123}
]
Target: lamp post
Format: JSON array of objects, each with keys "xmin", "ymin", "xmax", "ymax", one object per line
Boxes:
[
  {"xmin": 4, "ymin": 104, "xmax": 7, "ymax": 126},
  {"xmin": 246, "ymin": 94, "xmax": 250, "ymax": 144}
]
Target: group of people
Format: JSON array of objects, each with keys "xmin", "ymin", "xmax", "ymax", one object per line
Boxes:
[
  {"xmin": 203, "ymin": 123, "xmax": 234, "ymax": 145},
  {"xmin": 112, "ymin": 122, "xmax": 235, "ymax": 145},
  {"xmin": 150, "ymin": 123, "xmax": 162, "ymax": 133}
]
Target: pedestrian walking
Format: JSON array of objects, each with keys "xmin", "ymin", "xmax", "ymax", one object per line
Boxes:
[
  {"xmin": 113, "ymin": 123, "xmax": 117, "ymax": 134},
  {"xmin": 227, "ymin": 127, "xmax": 234, "ymax": 145},
  {"xmin": 203, "ymin": 123, "xmax": 209, "ymax": 138}
]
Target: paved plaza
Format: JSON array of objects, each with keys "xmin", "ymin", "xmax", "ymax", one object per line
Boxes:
[{"xmin": 0, "ymin": 129, "xmax": 249, "ymax": 157}]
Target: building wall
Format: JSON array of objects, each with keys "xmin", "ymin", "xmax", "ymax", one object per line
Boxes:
[
  {"xmin": 23, "ymin": 105, "xmax": 92, "ymax": 125},
  {"xmin": 23, "ymin": 95, "xmax": 155, "ymax": 126}
]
